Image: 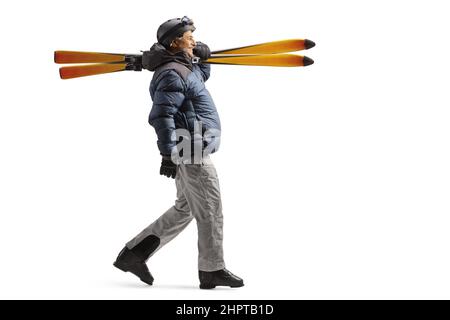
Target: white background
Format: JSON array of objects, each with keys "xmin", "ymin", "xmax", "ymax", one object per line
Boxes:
[{"xmin": 1, "ymin": 0, "xmax": 449, "ymax": 299}]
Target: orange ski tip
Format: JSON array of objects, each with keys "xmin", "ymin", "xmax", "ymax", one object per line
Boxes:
[
  {"xmin": 54, "ymin": 50, "xmax": 69, "ymax": 63},
  {"xmin": 59, "ymin": 66, "xmax": 75, "ymax": 80},
  {"xmin": 54, "ymin": 51, "xmax": 68, "ymax": 64},
  {"xmin": 302, "ymin": 56, "xmax": 314, "ymax": 66},
  {"xmin": 304, "ymin": 39, "xmax": 316, "ymax": 50}
]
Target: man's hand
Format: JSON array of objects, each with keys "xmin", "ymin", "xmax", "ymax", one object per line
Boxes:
[
  {"xmin": 160, "ymin": 156, "xmax": 177, "ymax": 179},
  {"xmin": 193, "ymin": 42, "xmax": 211, "ymax": 61}
]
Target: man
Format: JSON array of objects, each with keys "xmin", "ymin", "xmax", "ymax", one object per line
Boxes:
[{"xmin": 113, "ymin": 16, "xmax": 244, "ymax": 289}]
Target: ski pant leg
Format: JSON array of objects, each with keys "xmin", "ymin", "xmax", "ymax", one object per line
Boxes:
[
  {"xmin": 179, "ymin": 156, "xmax": 225, "ymax": 272},
  {"xmin": 126, "ymin": 167, "xmax": 194, "ymax": 260}
]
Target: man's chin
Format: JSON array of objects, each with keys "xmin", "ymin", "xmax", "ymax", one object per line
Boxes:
[{"xmin": 183, "ymin": 48, "xmax": 194, "ymax": 58}]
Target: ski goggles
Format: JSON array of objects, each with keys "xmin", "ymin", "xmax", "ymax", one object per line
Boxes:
[{"xmin": 180, "ymin": 16, "xmax": 194, "ymax": 27}]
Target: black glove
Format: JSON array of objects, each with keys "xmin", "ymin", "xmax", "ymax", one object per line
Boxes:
[
  {"xmin": 160, "ymin": 156, "xmax": 177, "ymax": 179},
  {"xmin": 193, "ymin": 42, "xmax": 211, "ymax": 60}
]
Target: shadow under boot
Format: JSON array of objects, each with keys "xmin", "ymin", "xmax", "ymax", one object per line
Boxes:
[
  {"xmin": 199, "ymin": 268, "xmax": 244, "ymax": 289},
  {"xmin": 113, "ymin": 235, "xmax": 160, "ymax": 286}
]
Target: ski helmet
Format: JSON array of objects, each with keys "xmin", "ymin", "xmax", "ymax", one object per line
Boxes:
[{"xmin": 157, "ymin": 16, "xmax": 196, "ymax": 49}]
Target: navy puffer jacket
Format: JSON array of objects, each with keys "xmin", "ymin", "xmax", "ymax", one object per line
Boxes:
[{"xmin": 146, "ymin": 43, "xmax": 221, "ymax": 156}]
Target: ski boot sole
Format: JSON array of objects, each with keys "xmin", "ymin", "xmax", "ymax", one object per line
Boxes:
[{"xmin": 113, "ymin": 261, "xmax": 153, "ymax": 286}]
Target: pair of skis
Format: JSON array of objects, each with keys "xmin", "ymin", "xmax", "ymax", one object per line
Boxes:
[{"xmin": 54, "ymin": 39, "xmax": 315, "ymax": 79}]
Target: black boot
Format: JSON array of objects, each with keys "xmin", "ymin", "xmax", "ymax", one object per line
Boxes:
[
  {"xmin": 113, "ymin": 235, "xmax": 160, "ymax": 286},
  {"xmin": 199, "ymin": 268, "xmax": 244, "ymax": 289}
]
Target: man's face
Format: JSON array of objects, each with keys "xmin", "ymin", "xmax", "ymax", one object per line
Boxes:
[{"xmin": 170, "ymin": 30, "xmax": 196, "ymax": 57}]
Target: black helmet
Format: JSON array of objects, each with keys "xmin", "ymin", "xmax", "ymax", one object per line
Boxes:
[{"xmin": 157, "ymin": 16, "xmax": 196, "ymax": 49}]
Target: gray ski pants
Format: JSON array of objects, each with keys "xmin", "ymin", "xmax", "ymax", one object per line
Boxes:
[{"xmin": 126, "ymin": 156, "xmax": 225, "ymax": 272}]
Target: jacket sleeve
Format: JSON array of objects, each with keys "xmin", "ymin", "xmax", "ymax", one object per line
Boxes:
[
  {"xmin": 197, "ymin": 63, "xmax": 211, "ymax": 82},
  {"xmin": 148, "ymin": 70, "xmax": 185, "ymax": 156}
]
